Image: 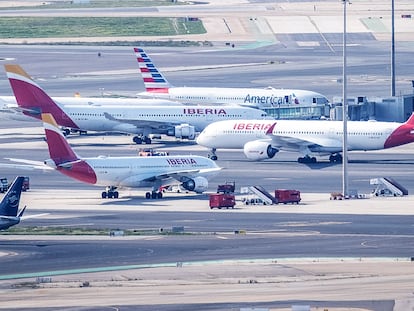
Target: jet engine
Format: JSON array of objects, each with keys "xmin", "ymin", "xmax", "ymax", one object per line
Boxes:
[
  {"xmin": 181, "ymin": 176, "xmax": 208, "ymax": 193},
  {"xmin": 168, "ymin": 124, "xmax": 196, "ymax": 140},
  {"xmin": 243, "ymin": 141, "xmax": 278, "ymax": 161}
]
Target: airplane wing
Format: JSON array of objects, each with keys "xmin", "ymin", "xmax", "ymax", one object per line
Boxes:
[
  {"xmin": 103, "ymin": 112, "xmax": 179, "ymax": 130},
  {"xmin": 140, "ymin": 167, "xmax": 222, "ymax": 183},
  {"xmin": 270, "ymin": 135, "xmax": 341, "ymax": 152}
]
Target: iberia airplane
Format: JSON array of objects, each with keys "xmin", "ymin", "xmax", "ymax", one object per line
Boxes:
[
  {"xmin": 196, "ymin": 116, "xmax": 414, "ymax": 163},
  {"xmin": 5, "ymin": 64, "xmax": 267, "ymax": 144},
  {"xmin": 1, "ymin": 113, "xmax": 221, "ymax": 199},
  {"xmin": 134, "ymin": 47, "xmax": 330, "ymax": 107}
]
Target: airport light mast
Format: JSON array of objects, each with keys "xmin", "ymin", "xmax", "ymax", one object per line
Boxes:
[
  {"xmin": 391, "ymin": 0, "xmax": 396, "ymax": 96},
  {"xmin": 342, "ymin": 0, "xmax": 349, "ymax": 198}
]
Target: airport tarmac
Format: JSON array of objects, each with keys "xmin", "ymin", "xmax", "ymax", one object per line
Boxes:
[
  {"xmin": 0, "ymin": 1, "xmax": 414, "ymax": 309},
  {"xmin": 1, "ymin": 124, "xmax": 414, "ymax": 310}
]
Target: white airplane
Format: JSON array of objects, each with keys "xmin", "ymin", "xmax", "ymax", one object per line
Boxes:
[
  {"xmin": 2, "ymin": 113, "xmax": 221, "ymax": 199},
  {"xmin": 0, "ymin": 176, "xmax": 47, "ymax": 230},
  {"xmin": 196, "ymin": 115, "xmax": 414, "ymax": 163},
  {"xmin": 5, "ymin": 64, "xmax": 268, "ymax": 144},
  {"xmin": 134, "ymin": 47, "xmax": 330, "ymax": 107}
]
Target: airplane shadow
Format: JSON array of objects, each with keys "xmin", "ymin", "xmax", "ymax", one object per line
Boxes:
[{"xmin": 99, "ymin": 193, "xmax": 210, "ymax": 207}]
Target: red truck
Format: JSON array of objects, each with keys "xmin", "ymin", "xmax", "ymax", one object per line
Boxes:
[
  {"xmin": 209, "ymin": 193, "xmax": 236, "ymax": 209},
  {"xmin": 274, "ymin": 189, "xmax": 301, "ymax": 204}
]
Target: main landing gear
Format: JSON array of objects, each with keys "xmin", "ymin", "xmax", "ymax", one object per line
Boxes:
[
  {"xmin": 133, "ymin": 136, "xmax": 151, "ymax": 144},
  {"xmin": 102, "ymin": 186, "xmax": 119, "ymax": 199},
  {"xmin": 329, "ymin": 153, "xmax": 342, "ymax": 163},
  {"xmin": 297, "ymin": 155, "xmax": 317, "ymax": 163},
  {"xmin": 145, "ymin": 191, "xmax": 163, "ymax": 199},
  {"xmin": 207, "ymin": 148, "xmax": 218, "ymax": 161}
]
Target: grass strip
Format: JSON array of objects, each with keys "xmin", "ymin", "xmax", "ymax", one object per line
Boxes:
[{"xmin": 0, "ymin": 17, "xmax": 205, "ymax": 38}]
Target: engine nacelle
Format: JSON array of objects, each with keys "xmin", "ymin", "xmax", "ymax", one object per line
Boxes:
[
  {"xmin": 181, "ymin": 176, "xmax": 209, "ymax": 193},
  {"xmin": 243, "ymin": 141, "xmax": 278, "ymax": 161},
  {"xmin": 168, "ymin": 124, "xmax": 196, "ymax": 140}
]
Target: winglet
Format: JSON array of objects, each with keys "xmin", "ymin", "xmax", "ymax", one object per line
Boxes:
[
  {"xmin": 17, "ymin": 206, "xmax": 27, "ymax": 218},
  {"xmin": 266, "ymin": 122, "xmax": 277, "ymax": 135}
]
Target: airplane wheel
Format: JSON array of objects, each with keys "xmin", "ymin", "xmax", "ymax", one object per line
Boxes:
[
  {"xmin": 108, "ymin": 192, "xmax": 113, "ymax": 199},
  {"xmin": 151, "ymin": 192, "xmax": 158, "ymax": 199},
  {"xmin": 211, "ymin": 155, "xmax": 218, "ymax": 161},
  {"xmin": 101, "ymin": 191, "xmax": 107, "ymax": 199},
  {"xmin": 311, "ymin": 157, "xmax": 317, "ymax": 163},
  {"xmin": 145, "ymin": 192, "xmax": 151, "ymax": 199},
  {"xmin": 113, "ymin": 191, "xmax": 119, "ymax": 199},
  {"xmin": 157, "ymin": 192, "xmax": 163, "ymax": 199},
  {"xmin": 144, "ymin": 137, "xmax": 152, "ymax": 144},
  {"xmin": 133, "ymin": 136, "xmax": 143, "ymax": 144}
]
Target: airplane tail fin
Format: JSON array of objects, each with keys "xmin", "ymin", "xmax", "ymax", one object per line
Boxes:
[
  {"xmin": 42, "ymin": 113, "xmax": 80, "ymax": 165},
  {"xmin": 0, "ymin": 176, "xmax": 24, "ymax": 217},
  {"xmin": 133, "ymin": 47, "xmax": 172, "ymax": 93},
  {"xmin": 4, "ymin": 64, "xmax": 78, "ymax": 128},
  {"xmin": 41, "ymin": 113, "xmax": 97, "ymax": 184},
  {"xmin": 384, "ymin": 112, "xmax": 414, "ymax": 149}
]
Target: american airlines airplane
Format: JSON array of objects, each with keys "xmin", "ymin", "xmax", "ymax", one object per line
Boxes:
[
  {"xmin": 2, "ymin": 113, "xmax": 221, "ymax": 199},
  {"xmin": 5, "ymin": 64, "xmax": 268, "ymax": 144},
  {"xmin": 134, "ymin": 47, "xmax": 330, "ymax": 107},
  {"xmin": 196, "ymin": 116, "xmax": 414, "ymax": 163}
]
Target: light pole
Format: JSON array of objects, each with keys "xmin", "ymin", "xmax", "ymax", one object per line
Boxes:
[
  {"xmin": 342, "ymin": 0, "xmax": 349, "ymax": 198},
  {"xmin": 391, "ymin": 0, "xmax": 395, "ymax": 96}
]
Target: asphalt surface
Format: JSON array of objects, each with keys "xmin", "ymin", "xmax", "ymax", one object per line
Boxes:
[{"xmin": 0, "ymin": 9, "xmax": 413, "ymax": 308}]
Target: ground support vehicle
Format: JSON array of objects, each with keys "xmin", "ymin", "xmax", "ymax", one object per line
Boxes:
[
  {"xmin": 216, "ymin": 181, "xmax": 235, "ymax": 194},
  {"xmin": 209, "ymin": 193, "xmax": 236, "ymax": 209},
  {"xmin": 0, "ymin": 178, "xmax": 8, "ymax": 193},
  {"xmin": 22, "ymin": 176, "xmax": 30, "ymax": 191},
  {"xmin": 275, "ymin": 189, "xmax": 301, "ymax": 204}
]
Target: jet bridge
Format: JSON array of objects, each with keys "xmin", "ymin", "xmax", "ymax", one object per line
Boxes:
[{"xmin": 370, "ymin": 177, "xmax": 408, "ymax": 197}]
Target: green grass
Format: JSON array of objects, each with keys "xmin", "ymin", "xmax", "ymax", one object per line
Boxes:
[{"xmin": 0, "ymin": 17, "xmax": 205, "ymax": 38}]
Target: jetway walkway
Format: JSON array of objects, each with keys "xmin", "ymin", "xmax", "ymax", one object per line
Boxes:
[{"xmin": 370, "ymin": 177, "xmax": 408, "ymax": 197}]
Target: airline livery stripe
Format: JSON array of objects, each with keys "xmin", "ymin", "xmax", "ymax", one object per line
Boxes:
[
  {"xmin": 137, "ymin": 57, "xmax": 151, "ymax": 63},
  {"xmin": 151, "ymin": 74, "xmax": 163, "ymax": 78},
  {"xmin": 143, "ymin": 78, "xmax": 166, "ymax": 83},
  {"xmin": 140, "ymin": 68, "xmax": 158, "ymax": 73}
]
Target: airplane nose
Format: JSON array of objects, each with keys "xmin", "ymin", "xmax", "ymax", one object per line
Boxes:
[{"xmin": 196, "ymin": 133, "xmax": 205, "ymax": 145}]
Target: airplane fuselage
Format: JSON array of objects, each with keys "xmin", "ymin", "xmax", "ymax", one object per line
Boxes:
[
  {"xmin": 51, "ymin": 155, "xmax": 221, "ymax": 188},
  {"xmin": 197, "ymin": 119, "xmax": 410, "ymax": 152},
  {"xmin": 25, "ymin": 101, "xmax": 268, "ymax": 135},
  {"xmin": 139, "ymin": 87, "xmax": 329, "ymax": 108}
]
